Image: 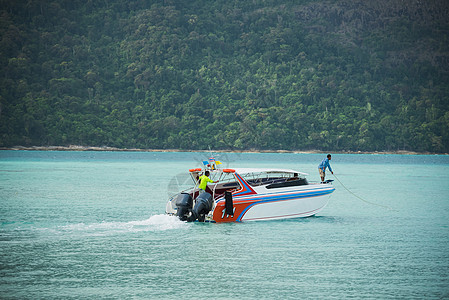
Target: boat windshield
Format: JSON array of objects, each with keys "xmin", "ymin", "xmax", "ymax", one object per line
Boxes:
[{"xmin": 241, "ymin": 171, "xmax": 304, "ymax": 187}]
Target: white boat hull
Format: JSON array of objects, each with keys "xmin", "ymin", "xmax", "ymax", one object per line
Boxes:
[
  {"xmin": 211, "ymin": 184, "xmax": 334, "ymax": 222},
  {"xmin": 239, "ymin": 192, "xmax": 330, "ymax": 221}
]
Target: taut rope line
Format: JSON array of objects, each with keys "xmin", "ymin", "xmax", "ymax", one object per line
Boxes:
[{"xmin": 332, "ymin": 173, "xmax": 394, "ymax": 210}]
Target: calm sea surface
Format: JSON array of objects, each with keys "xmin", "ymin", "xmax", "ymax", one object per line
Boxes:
[{"xmin": 1, "ymin": 151, "xmax": 448, "ymax": 299}]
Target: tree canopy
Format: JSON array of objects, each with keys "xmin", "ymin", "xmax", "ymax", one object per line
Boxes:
[{"xmin": 1, "ymin": 0, "xmax": 448, "ymax": 153}]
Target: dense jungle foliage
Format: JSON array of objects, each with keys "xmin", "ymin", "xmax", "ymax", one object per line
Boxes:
[{"xmin": 1, "ymin": 0, "xmax": 449, "ymax": 152}]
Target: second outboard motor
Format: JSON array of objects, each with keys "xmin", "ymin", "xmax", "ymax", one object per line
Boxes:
[
  {"xmin": 175, "ymin": 193, "xmax": 193, "ymax": 221},
  {"xmin": 188, "ymin": 192, "xmax": 213, "ymax": 222}
]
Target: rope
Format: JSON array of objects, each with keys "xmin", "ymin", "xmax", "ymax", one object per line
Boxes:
[{"xmin": 332, "ymin": 173, "xmax": 394, "ymax": 210}]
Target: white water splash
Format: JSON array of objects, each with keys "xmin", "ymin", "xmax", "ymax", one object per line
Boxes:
[
  {"xmin": 127, "ymin": 214, "xmax": 189, "ymax": 231},
  {"xmin": 57, "ymin": 214, "xmax": 188, "ymax": 235}
]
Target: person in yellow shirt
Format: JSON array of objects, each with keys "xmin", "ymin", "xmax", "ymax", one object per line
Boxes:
[{"xmin": 198, "ymin": 171, "xmax": 218, "ymax": 192}]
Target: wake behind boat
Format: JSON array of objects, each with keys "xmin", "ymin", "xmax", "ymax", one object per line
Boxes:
[{"xmin": 165, "ymin": 158, "xmax": 335, "ymax": 223}]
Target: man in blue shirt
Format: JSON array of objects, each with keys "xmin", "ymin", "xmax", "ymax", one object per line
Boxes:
[{"xmin": 318, "ymin": 154, "xmax": 333, "ymax": 183}]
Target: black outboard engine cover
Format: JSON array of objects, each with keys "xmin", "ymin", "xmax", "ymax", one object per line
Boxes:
[
  {"xmin": 175, "ymin": 193, "xmax": 193, "ymax": 221},
  {"xmin": 188, "ymin": 192, "xmax": 213, "ymax": 222}
]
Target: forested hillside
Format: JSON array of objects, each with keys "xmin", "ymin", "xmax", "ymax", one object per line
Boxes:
[{"xmin": 1, "ymin": 0, "xmax": 449, "ymax": 152}]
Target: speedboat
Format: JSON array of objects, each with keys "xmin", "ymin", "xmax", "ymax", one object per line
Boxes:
[{"xmin": 165, "ymin": 161, "xmax": 335, "ymax": 223}]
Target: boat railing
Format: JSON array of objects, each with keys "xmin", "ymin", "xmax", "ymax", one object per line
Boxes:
[{"xmin": 212, "ymin": 172, "xmax": 230, "ymax": 201}]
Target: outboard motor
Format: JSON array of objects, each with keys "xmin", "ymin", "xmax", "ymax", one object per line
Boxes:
[
  {"xmin": 175, "ymin": 193, "xmax": 193, "ymax": 221},
  {"xmin": 188, "ymin": 192, "xmax": 213, "ymax": 222}
]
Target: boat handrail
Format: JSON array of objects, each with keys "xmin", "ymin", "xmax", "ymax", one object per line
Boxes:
[
  {"xmin": 211, "ymin": 172, "xmax": 224, "ymax": 201},
  {"xmin": 190, "ymin": 172, "xmax": 201, "ymax": 200}
]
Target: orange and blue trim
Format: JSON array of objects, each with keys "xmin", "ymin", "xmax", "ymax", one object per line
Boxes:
[
  {"xmin": 233, "ymin": 187, "xmax": 334, "ymax": 222},
  {"xmin": 233, "ymin": 173, "xmax": 257, "ymax": 196}
]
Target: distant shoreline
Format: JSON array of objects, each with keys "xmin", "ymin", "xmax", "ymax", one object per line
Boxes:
[{"xmin": 0, "ymin": 145, "xmax": 445, "ymax": 155}]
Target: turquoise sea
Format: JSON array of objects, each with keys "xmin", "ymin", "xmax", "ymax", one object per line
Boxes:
[{"xmin": 1, "ymin": 150, "xmax": 448, "ymax": 299}]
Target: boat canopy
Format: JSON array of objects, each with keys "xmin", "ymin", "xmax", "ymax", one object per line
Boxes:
[
  {"xmin": 189, "ymin": 167, "xmax": 308, "ymax": 176},
  {"xmin": 229, "ymin": 168, "xmax": 308, "ymax": 176}
]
